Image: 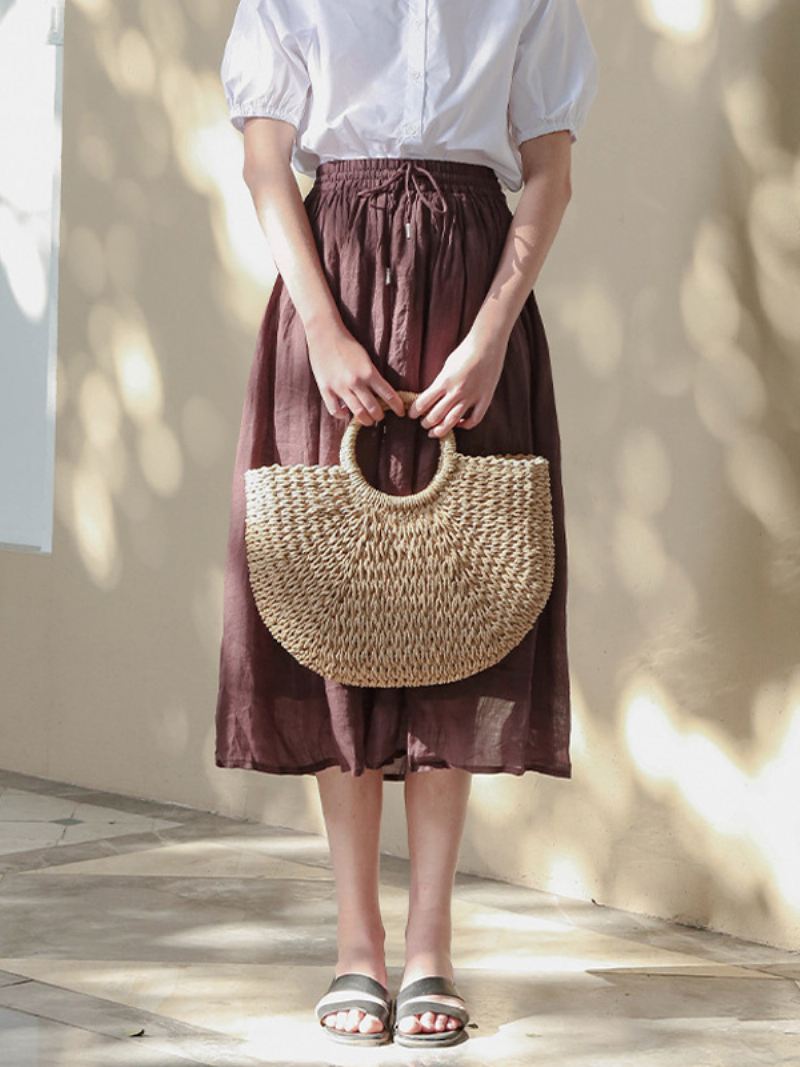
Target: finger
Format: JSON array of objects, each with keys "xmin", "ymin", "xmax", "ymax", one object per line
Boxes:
[
  {"xmin": 459, "ymin": 397, "xmax": 490, "ymax": 428},
  {"xmin": 419, "ymin": 391, "xmax": 460, "ymax": 429},
  {"xmin": 428, "ymin": 399, "xmax": 471, "ymax": 436},
  {"xmin": 322, "ymin": 389, "xmax": 346, "ymax": 418},
  {"xmin": 408, "ymin": 381, "xmax": 446, "ymax": 420},
  {"xmin": 351, "ymin": 383, "xmax": 385, "ymax": 425},
  {"xmin": 340, "ymin": 388, "xmax": 378, "ymax": 426},
  {"xmin": 372, "ymin": 377, "xmax": 406, "ymax": 418},
  {"xmin": 334, "ymin": 393, "xmax": 358, "ymax": 421}
]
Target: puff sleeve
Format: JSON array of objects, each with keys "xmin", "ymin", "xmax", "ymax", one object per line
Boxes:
[
  {"xmin": 220, "ymin": 0, "xmax": 311, "ymax": 133},
  {"xmin": 508, "ymin": 0, "xmax": 599, "ymax": 146}
]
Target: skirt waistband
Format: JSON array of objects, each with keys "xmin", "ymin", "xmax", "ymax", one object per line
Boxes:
[
  {"xmin": 311, "ymin": 158, "xmax": 505, "ymax": 286},
  {"xmin": 314, "ymin": 156, "xmax": 502, "ymax": 193}
]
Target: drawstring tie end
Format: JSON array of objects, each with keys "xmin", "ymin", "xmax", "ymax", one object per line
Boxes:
[{"xmin": 354, "ymin": 160, "xmax": 450, "ymax": 284}]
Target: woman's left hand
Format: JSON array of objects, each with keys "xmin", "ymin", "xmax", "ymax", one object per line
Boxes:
[{"xmin": 407, "ymin": 326, "xmax": 509, "ymax": 435}]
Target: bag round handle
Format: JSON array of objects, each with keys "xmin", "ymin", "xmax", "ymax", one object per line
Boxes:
[{"xmin": 339, "ymin": 389, "xmax": 458, "ymax": 508}]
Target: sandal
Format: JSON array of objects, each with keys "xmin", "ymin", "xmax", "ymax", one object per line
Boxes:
[
  {"xmin": 314, "ymin": 972, "xmax": 393, "ymax": 1046},
  {"xmin": 392, "ymin": 974, "xmax": 470, "ymax": 1047}
]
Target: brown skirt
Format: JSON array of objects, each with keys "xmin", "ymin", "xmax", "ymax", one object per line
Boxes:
[{"xmin": 214, "ymin": 156, "xmax": 572, "ymax": 781}]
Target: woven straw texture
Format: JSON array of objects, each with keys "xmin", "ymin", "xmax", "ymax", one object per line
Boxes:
[{"xmin": 243, "ymin": 390, "xmax": 555, "ymax": 687}]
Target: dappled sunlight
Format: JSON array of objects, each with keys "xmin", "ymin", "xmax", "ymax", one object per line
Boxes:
[
  {"xmin": 612, "ymin": 511, "xmax": 669, "ymax": 597},
  {"xmin": 638, "ymin": 0, "xmax": 715, "ymax": 41},
  {"xmin": 622, "ymin": 669, "xmax": 800, "ymax": 911},
  {"xmin": 748, "ymin": 175, "xmax": 800, "ymax": 342},
  {"xmin": 71, "ymin": 0, "xmax": 110, "ymax": 20},
  {"xmin": 66, "ymin": 225, "xmax": 108, "ymax": 297},
  {"xmin": 693, "ymin": 336, "xmax": 766, "ymax": 440},
  {"xmin": 0, "ymin": 959, "xmax": 361, "ymax": 1063},
  {"xmin": 677, "ymin": 129, "xmax": 800, "ymax": 576},
  {"xmin": 109, "ymin": 318, "xmax": 164, "ymax": 424},
  {"xmin": 637, "ymin": 0, "xmax": 717, "ymax": 93},
  {"xmin": 508, "ymin": 0, "xmax": 800, "ymax": 949},
  {"xmin": 200, "ymin": 122, "xmax": 279, "ymax": 311},
  {"xmin": 66, "ymin": 459, "xmax": 121, "ymax": 588},
  {"xmin": 137, "ymin": 419, "xmax": 184, "ymax": 497},
  {"xmin": 725, "ymin": 432, "xmax": 800, "ymax": 541},
  {"xmin": 732, "ymin": 0, "xmax": 782, "ymax": 21},
  {"xmin": 79, "ymin": 370, "xmax": 122, "ymax": 449},
  {"xmin": 192, "ymin": 563, "xmax": 224, "ymax": 656},
  {"xmin": 681, "ymin": 221, "xmax": 742, "ymax": 351},
  {"xmin": 558, "ymin": 279, "xmax": 624, "ymax": 379},
  {"xmin": 723, "ymin": 73, "xmax": 791, "ymax": 175},
  {"xmin": 616, "ymin": 427, "xmax": 672, "ymax": 515},
  {"xmin": 44, "ymin": 0, "xmax": 251, "ymax": 841},
  {"xmin": 544, "ymin": 851, "xmax": 595, "ymax": 905}
]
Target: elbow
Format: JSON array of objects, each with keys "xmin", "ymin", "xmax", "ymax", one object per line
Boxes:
[
  {"xmin": 242, "ymin": 156, "xmax": 266, "ymax": 192},
  {"xmin": 241, "ymin": 159, "xmax": 281, "ymax": 198},
  {"xmin": 241, "ymin": 160, "xmax": 259, "ymax": 193}
]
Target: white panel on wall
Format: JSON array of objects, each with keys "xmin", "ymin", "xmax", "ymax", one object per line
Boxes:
[{"xmin": 0, "ymin": 0, "xmax": 63, "ymax": 554}]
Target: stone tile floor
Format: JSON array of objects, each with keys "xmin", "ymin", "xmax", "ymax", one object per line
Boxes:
[{"xmin": 0, "ymin": 766, "xmax": 799, "ymax": 1065}]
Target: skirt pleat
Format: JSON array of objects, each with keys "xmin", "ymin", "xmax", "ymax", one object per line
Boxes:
[{"xmin": 215, "ymin": 156, "xmax": 572, "ymax": 780}]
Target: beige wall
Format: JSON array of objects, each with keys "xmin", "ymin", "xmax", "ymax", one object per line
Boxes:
[{"xmin": 1, "ymin": 0, "xmax": 798, "ymax": 950}]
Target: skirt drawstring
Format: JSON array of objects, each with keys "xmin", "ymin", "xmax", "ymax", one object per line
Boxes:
[{"xmin": 353, "ymin": 159, "xmax": 451, "ymax": 285}]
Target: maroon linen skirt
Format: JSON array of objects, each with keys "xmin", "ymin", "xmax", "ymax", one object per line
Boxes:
[{"xmin": 215, "ymin": 156, "xmax": 572, "ymax": 781}]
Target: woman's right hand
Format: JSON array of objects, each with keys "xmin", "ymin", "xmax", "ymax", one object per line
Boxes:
[{"xmin": 305, "ymin": 317, "xmax": 406, "ymax": 426}]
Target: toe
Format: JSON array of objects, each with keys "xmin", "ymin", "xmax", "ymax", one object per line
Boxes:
[
  {"xmin": 345, "ymin": 1008, "xmax": 364, "ymax": 1032},
  {"xmin": 336, "ymin": 1009, "xmax": 349, "ymax": 1030},
  {"xmin": 419, "ymin": 1010, "xmax": 437, "ymax": 1031},
  {"xmin": 398, "ymin": 1015, "xmax": 422, "ymax": 1034},
  {"xmin": 358, "ymin": 1012, "xmax": 384, "ymax": 1034},
  {"xmin": 446, "ymin": 1015, "xmax": 462, "ymax": 1030},
  {"xmin": 434, "ymin": 1013, "xmax": 448, "ymax": 1031}
]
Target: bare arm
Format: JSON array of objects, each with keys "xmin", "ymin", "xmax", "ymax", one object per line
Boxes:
[
  {"xmin": 240, "ymin": 117, "xmax": 404, "ymax": 425},
  {"xmin": 408, "ymin": 131, "xmax": 573, "ymax": 435}
]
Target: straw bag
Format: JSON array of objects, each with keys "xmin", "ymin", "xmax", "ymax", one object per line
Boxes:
[{"xmin": 243, "ymin": 389, "xmax": 555, "ymax": 687}]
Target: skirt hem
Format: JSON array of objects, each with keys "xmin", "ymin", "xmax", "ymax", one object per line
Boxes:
[{"xmin": 214, "ymin": 752, "xmax": 572, "ymax": 781}]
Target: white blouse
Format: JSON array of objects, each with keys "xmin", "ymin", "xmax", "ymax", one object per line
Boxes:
[{"xmin": 220, "ymin": 0, "xmax": 599, "ymax": 194}]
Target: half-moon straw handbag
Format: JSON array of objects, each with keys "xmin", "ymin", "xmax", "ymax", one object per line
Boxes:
[{"xmin": 243, "ymin": 389, "xmax": 555, "ymax": 687}]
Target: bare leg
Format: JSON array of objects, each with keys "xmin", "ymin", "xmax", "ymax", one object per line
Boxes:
[
  {"xmin": 398, "ymin": 766, "xmax": 472, "ymax": 1036},
  {"xmin": 315, "ymin": 765, "xmax": 387, "ymax": 1035}
]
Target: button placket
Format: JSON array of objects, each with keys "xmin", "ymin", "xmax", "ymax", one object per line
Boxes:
[{"xmin": 402, "ymin": 0, "xmax": 426, "ymax": 141}]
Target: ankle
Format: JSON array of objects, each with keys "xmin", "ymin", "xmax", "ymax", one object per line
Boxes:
[
  {"xmin": 337, "ymin": 902, "xmax": 385, "ymax": 937},
  {"xmin": 335, "ymin": 953, "xmax": 388, "ymax": 990},
  {"xmin": 404, "ymin": 908, "xmax": 451, "ymax": 948},
  {"xmin": 401, "ymin": 947, "xmax": 454, "ymax": 987},
  {"xmin": 336, "ymin": 922, "xmax": 386, "ymax": 977},
  {"xmin": 403, "ymin": 927, "xmax": 453, "ymax": 972}
]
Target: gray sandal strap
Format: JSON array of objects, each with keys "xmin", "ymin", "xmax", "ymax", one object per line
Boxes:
[
  {"xmin": 394, "ymin": 975, "xmax": 469, "ymax": 1026},
  {"xmin": 315, "ymin": 972, "xmax": 391, "ymax": 1026}
]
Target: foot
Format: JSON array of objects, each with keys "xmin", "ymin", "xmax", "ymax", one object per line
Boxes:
[
  {"xmin": 321, "ymin": 943, "xmax": 388, "ymax": 1037},
  {"xmin": 397, "ymin": 947, "xmax": 465, "ymax": 1036}
]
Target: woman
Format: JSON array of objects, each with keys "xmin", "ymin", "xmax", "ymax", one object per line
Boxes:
[{"xmin": 216, "ymin": 0, "xmax": 598, "ymax": 1049}]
